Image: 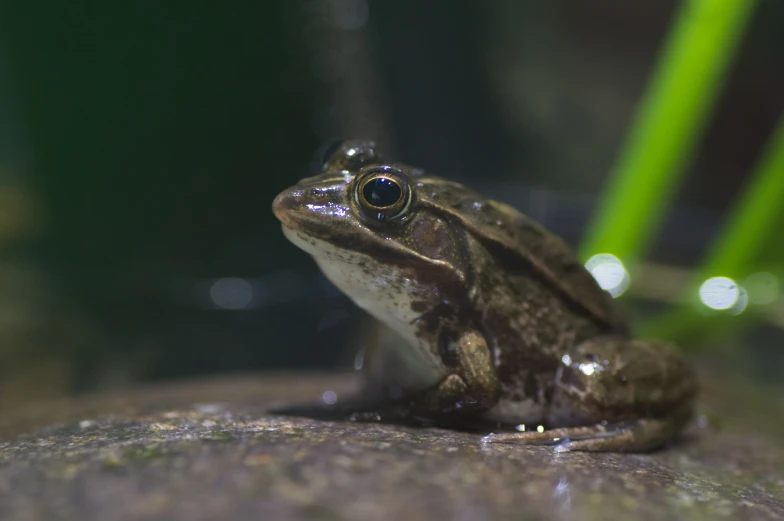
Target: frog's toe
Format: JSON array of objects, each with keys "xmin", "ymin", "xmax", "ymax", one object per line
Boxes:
[
  {"xmin": 480, "ymin": 424, "xmax": 608, "ymax": 449},
  {"xmin": 481, "ymin": 416, "xmax": 685, "ymax": 452}
]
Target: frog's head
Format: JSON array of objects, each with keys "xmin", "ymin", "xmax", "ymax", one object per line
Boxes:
[
  {"xmin": 272, "ymin": 139, "xmax": 473, "ymax": 333},
  {"xmin": 273, "ymin": 139, "xmax": 418, "ymax": 233}
]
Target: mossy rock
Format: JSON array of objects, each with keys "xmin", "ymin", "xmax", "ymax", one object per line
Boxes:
[{"xmin": 0, "ymin": 371, "xmax": 782, "ymax": 521}]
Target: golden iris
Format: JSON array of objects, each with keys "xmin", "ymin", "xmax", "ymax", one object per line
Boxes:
[{"xmin": 354, "ymin": 169, "xmax": 411, "ymax": 221}]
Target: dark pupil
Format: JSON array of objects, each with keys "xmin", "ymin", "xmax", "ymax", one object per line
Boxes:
[{"xmin": 363, "ymin": 177, "xmax": 402, "ymax": 208}]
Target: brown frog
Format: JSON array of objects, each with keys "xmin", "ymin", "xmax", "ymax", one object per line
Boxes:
[{"xmin": 271, "ymin": 140, "xmax": 697, "ymax": 452}]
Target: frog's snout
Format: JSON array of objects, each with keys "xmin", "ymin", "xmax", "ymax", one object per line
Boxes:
[
  {"xmin": 272, "ymin": 188, "xmax": 300, "ymax": 225},
  {"xmin": 272, "ymin": 184, "xmax": 332, "ymax": 231}
]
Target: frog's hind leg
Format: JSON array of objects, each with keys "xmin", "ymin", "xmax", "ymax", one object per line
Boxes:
[
  {"xmin": 483, "ymin": 335, "xmax": 697, "ymax": 452},
  {"xmin": 481, "ymin": 409, "xmax": 689, "ymax": 452}
]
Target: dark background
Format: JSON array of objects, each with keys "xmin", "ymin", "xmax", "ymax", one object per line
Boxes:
[{"xmin": 0, "ymin": 1, "xmax": 782, "ymax": 407}]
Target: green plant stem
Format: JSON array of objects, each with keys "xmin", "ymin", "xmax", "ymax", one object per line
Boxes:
[
  {"xmin": 579, "ymin": 0, "xmax": 758, "ymax": 268},
  {"xmin": 642, "ymin": 115, "xmax": 784, "ymax": 342},
  {"xmin": 699, "ymin": 117, "xmax": 784, "ymax": 279}
]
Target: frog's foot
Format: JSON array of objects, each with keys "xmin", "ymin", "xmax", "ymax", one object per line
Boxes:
[{"xmin": 480, "ymin": 417, "xmax": 681, "ymax": 452}]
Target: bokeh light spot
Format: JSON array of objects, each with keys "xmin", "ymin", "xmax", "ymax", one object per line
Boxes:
[
  {"xmin": 728, "ymin": 288, "xmax": 748, "ymax": 316},
  {"xmin": 585, "ymin": 254, "xmax": 630, "ymax": 297},
  {"xmin": 210, "ymin": 278, "xmax": 254, "ymax": 310},
  {"xmin": 744, "ymin": 272, "xmax": 780, "ymax": 306},
  {"xmin": 698, "ymin": 276, "xmax": 740, "ymax": 310},
  {"xmin": 322, "ymin": 391, "xmax": 338, "ymax": 405}
]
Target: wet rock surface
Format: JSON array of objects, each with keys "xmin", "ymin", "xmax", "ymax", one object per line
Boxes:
[{"xmin": 0, "ymin": 372, "xmax": 783, "ymax": 521}]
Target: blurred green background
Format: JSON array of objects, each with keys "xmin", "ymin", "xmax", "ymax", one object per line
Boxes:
[{"xmin": 0, "ymin": 0, "xmax": 782, "ymax": 409}]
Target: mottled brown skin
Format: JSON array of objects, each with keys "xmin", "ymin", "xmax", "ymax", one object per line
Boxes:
[{"xmin": 272, "ymin": 140, "xmax": 698, "ymax": 452}]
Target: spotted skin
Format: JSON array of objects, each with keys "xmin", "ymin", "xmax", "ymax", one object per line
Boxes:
[{"xmin": 272, "ymin": 140, "xmax": 697, "ymax": 452}]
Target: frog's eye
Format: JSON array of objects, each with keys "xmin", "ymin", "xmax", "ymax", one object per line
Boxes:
[{"xmin": 354, "ymin": 168, "xmax": 412, "ymax": 222}]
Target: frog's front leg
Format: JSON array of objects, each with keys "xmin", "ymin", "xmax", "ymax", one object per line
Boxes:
[
  {"xmin": 482, "ymin": 336, "xmax": 697, "ymax": 452},
  {"xmin": 406, "ymin": 329, "xmax": 500, "ymax": 416},
  {"xmin": 334, "ymin": 328, "xmax": 498, "ymax": 421},
  {"xmin": 277, "ymin": 329, "xmax": 500, "ymax": 423},
  {"xmin": 356, "ymin": 328, "xmax": 500, "ymax": 421}
]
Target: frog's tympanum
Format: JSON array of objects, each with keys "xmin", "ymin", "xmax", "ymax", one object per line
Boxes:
[{"xmin": 272, "ymin": 140, "xmax": 697, "ymax": 452}]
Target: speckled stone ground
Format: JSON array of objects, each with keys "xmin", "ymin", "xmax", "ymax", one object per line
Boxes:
[{"xmin": 0, "ymin": 371, "xmax": 782, "ymax": 521}]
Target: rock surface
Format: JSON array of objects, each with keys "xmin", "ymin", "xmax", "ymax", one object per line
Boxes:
[{"xmin": 0, "ymin": 371, "xmax": 783, "ymax": 521}]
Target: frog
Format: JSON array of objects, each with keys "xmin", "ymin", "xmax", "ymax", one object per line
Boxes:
[{"xmin": 271, "ymin": 139, "xmax": 698, "ymax": 452}]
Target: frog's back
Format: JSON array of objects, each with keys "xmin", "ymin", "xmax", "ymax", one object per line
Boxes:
[{"xmin": 415, "ymin": 175, "xmax": 625, "ymax": 332}]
